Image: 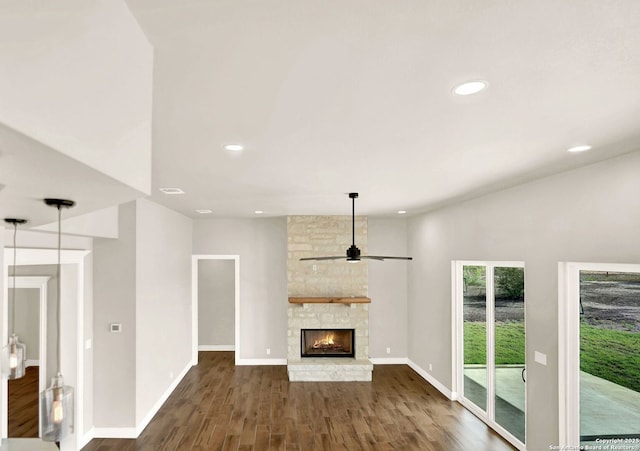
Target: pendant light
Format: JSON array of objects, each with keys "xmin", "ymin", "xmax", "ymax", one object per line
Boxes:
[
  {"xmin": 40, "ymin": 198, "xmax": 75, "ymax": 443},
  {"xmin": 2, "ymin": 218, "xmax": 28, "ymax": 380}
]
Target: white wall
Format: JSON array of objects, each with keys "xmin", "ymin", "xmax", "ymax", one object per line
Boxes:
[
  {"xmin": 368, "ymin": 218, "xmax": 408, "ymax": 360},
  {"xmin": 407, "ymin": 150, "xmax": 640, "ymax": 451},
  {"xmin": 93, "ymin": 202, "xmax": 137, "ymax": 428},
  {"xmin": 93, "ymin": 199, "xmax": 193, "ymax": 431},
  {"xmin": 10, "ymin": 288, "xmax": 40, "ymax": 362},
  {"xmin": 82, "ymin": 251, "xmax": 94, "ymax": 439},
  {"xmin": 135, "ymin": 199, "xmax": 192, "ymax": 426},
  {"xmin": 193, "ymin": 218, "xmax": 288, "ymax": 361},
  {"xmin": 13, "ymin": 265, "xmax": 58, "ymax": 382},
  {"xmin": 198, "ymin": 260, "xmax": 235, "ymax": 347},
  {"xmin": 0, "ymin": 0, "xmax": 153, "ymax": 194}
]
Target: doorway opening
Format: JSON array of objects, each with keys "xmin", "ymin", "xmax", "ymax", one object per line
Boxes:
[
  {"xmin": 7, "ymin": 276, "xmax": 49, "ymax": 437},
  {"xmin": 2, "ymin": 248, "xmax": 89, "ymax": 451},
  {"xmin": 191, "ymin": 255, "xmax": 240, "ymax": 365}
]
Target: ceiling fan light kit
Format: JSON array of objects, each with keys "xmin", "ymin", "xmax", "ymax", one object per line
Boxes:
[{"xmin": 300, "ymin": 193, "xmax": 412, "ymax": 262}]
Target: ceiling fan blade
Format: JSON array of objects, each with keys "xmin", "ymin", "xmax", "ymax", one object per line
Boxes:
[
  {"xmin": 299, "ymin": 256, "xmax": 346, "ymax": 261},
  {"xmin": 361, "ymin": 255, "xmax": 413, "ymax": 261},
  {"xmin": 299, "ymin": 193, "xmax": 413, "ymax": 263}
]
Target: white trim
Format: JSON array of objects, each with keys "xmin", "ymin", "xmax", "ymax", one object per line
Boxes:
[
  {"xmin": 457, "ymin": 395, "xmax": 526, "ymax": 451},
  {"xmin": 452, "ymin": 260, "xmax": 526, "ymax": 451},
  {"xmin": 407, "ymin": 359, "xmax": 454, "ymax": 400},
  {"xmin": 236, "ymin": 358, "xmax": 287, "ymax": 366},
  {"xmin": 198, "ymin": 345, "xmax": 234, "ymax": 351},
  {"xmin": 558, "ymin": 261, "xmax": 640, "ymax": 448},
  {"xmin": 8, "ymin": 275, "xmax": 50, "ymax": 420},
  {"xmin": 134, "ymin": 359, "xmax": 191, "ymax": 437},
  {"xmin": 192, "ymin": 255, "xmax": 240, "ymax": 366},
  {"xmin": 369, "ymin": 357, "xmax": 408, "ymax": 365},
  {"xmin": 451, "ymin": 260, "xmax": 460, "ymax": 400},
  {"xmin": 3, "ymin": 249, "xmax": 88, "ymax": 450},
  {"xmin": 80, "ymin": 427, "xmax": 95, "ymax": 449},
  {"xmin": 92, "ymin": 427, "xmax": 138, "ymax": 439},
  {"xmin": 486, "ymin": 264, "xmax": 496, "ymax": 422}
]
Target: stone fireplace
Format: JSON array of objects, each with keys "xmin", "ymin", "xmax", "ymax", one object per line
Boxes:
[
  {"xmin": 287, "ymin": 297, "xmax": 373, "ymax": 381},
  {"xmin": 286, "ymin": 215, "xmax": 373, "ymax": 381}
]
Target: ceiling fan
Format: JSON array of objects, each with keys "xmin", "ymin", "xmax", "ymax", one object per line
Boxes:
[{"xmin": 300, "ymin": 193, "xmax": 413, "ymax": 262}]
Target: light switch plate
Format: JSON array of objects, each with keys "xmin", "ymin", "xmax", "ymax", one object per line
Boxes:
[{"xmin": 534, "ymin": 350, "xmax": 547, "ymax": 365}]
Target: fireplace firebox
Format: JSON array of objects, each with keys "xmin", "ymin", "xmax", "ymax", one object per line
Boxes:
[{"xmin": 301, "ymin": 329, "xmax": 355, "ymax": 358}]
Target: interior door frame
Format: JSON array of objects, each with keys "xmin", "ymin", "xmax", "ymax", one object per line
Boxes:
[
  {"xmin": 8, "ymin": 276, "xmax": 50, "ymax": 436},
  {"xmin": 191, "ymin": 255, "xmax": 240, "ymax": 366},
  {"xmin": 2, "ymin": 248, "xmax": 89, "ymax": 451},
  {"xmin": 558, "ymin": 261, "xmax": 640, "ymax": 448},
  {"xmin": 453, "ymin": 260, "xmax": 526, "ymax": 451}
]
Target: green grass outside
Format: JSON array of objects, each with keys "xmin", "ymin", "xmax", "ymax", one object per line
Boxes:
[
  {"xmin": 464, "ymin": 322, "xmax": 525, "ymax": 365},
  {"xmin": 464, "ymin": 321, "xmax": 640, "ymax": 393},
  {"xmin": 580, "ymin": 323, "xmax": 640, "ymax": 393}
]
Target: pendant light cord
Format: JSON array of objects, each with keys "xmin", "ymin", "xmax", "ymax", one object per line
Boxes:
[
  {"xmin": 56, "ymin": 206, "xmax": 62, "ymax": 373},
  {"xmin": 11, "ymin": 223, "xmax": 17, "ymax": 335}
]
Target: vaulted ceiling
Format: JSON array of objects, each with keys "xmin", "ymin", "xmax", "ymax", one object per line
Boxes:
[
  {"xmin": 128, "ymin": 0, "xmax": 640, "ymax": 217},
  {"xmin": 2, "ymin": 0, "xmax": 640, "ymax": 227}
]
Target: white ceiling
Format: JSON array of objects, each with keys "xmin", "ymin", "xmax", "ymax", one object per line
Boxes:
[{"xmin": 3, "ymin": 0, "xmax": 640, "ymax": 224}]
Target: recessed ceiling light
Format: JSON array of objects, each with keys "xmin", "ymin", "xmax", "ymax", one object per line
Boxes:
[
  {"xmin": 567, "ymin": 145, "xmax": 592, "ymax": 153},
  {"xmin": 397, "ymin": 210, "xmax": 407, "ymax": 215},
  {"xmin": 254, "ymin": 210, "xmax": 264, "ymax": 215},
  {"xmin": 196, "ymin": 209, "xmax": 213, "ymax": 214},
  {"xmin": 453, "ymin": 80, "xmax": 488, "ymax": 96},
  {"xmin": 159, "ymin": 188, "xmax": 185, "ymax": 195},
  {"xmin": 224, "ymin": 144, "xmax": 244, "ymax": 151}
]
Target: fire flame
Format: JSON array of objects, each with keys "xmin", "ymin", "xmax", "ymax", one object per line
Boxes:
[{"xmin": 312, "ymin": 334, "xmax": 334, "ymax": 348}]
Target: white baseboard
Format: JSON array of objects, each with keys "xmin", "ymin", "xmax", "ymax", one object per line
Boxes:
[
  {"xmin": 198, "ymin": 345, "xmax": 234, "ymax": 351},
  {"xmin": 25, "ymin": 359, "xmax": 39, "ymax": 367},
  {"xmin": 369, "ymin": 357, "xmax": 409, "ymax": 365},
  {"xmin": 93, "ymin": 427, "xmax": 138, "ymax": 439},
  {"xmin": 80, "ymin": 427, "xmax": 95, "ymax": 448},
  {"xmin": 236, "ymin": 358, "xmax": 287, "ymax": 366},
  {"xmin": 93, "ymin": 359, "xmax": 192, "ymax": 440},
  {"xmin": 407, "ymin": 359, "xmax": 454, "ymax": 400},
  {"xmin": 135, "ymin": 360, "xmax": 192, "ymax": 436}
]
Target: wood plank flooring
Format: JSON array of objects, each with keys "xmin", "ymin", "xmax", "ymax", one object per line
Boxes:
[
  {"xmin": 83, "ymin": 352, "xmax": 515, "ymax": 451},
  {"xmin": 8, "ymin": 365, "xmax": 39, "ymax": 438}
]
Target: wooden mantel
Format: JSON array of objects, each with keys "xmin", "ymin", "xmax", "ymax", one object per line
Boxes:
[{"xmin": 288, "ymin": 296, "xmax": 371, "ymax": 304}]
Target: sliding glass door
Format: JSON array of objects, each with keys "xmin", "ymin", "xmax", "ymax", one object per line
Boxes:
[
  {"xmin": 559, "ymin": 263, "xmax": 640, "ymax": 447},
  {"xmin": 456, "ymin": 261, "xmax": 526, "ymax": 450}
]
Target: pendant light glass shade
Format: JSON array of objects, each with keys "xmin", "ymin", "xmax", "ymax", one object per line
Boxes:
[
  {"xmin": 3, "ymin": 218, "xmax": 28, "ymax": 380},
  {"xmin": 2, "ymin": 333, "xmax": 26, "ymax": 379},
  {"xmin": 41, "ymin": 372, "xmax": 74, "ymax": 441},
  {"xmin": 40, "ymin": 198, "xmax": 75, "ymax": 442}
]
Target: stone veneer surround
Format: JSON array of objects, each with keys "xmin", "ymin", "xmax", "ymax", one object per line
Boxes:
[
  {"xmin": 286, "ymin": 215, "xmax": 373, "ymax": 381},
  {"xmin": 287, "ymin": 301, "xmax": 373, "ymax": 381}
]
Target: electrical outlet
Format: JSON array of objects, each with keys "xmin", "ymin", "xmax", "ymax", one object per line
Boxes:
[
  {"xmin": 429, "ymin": 363, "xmax": 432, "ymax": 371},
  {"xmin": 266, "ymin": 348, "xmax": 271, "ymax": 355},
  {"xmin": 169, "ymin": 371, "xmax": 173, "ymax": 379},
  {"xmin": 312, "ymin": 264, "xmax": 317, "ymax": 272},
  {"xmin": 386, "ymin": 347, "xmax": 391, "ymax": 354}
]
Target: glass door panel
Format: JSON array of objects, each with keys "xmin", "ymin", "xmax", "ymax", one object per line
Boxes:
[
  {"xmin": 463, "ymin": 265, "xmax": 487, "ymax": 411},
  {"xmin": 494, "ymin": 266, "xmax": 526, "ymax": 443},
  {"xmin": 579, "ymin": 270, "xmax": 640, "ymax": 446}
]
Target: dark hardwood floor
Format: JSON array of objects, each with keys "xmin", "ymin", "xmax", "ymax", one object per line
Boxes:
[
  {"xmin": 83, "ymin": 352, "xmax": 514, "ymax": 451},
  {"xmin": 8, "ymin": 365, "xmax": 39, "ymax": 437}
]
